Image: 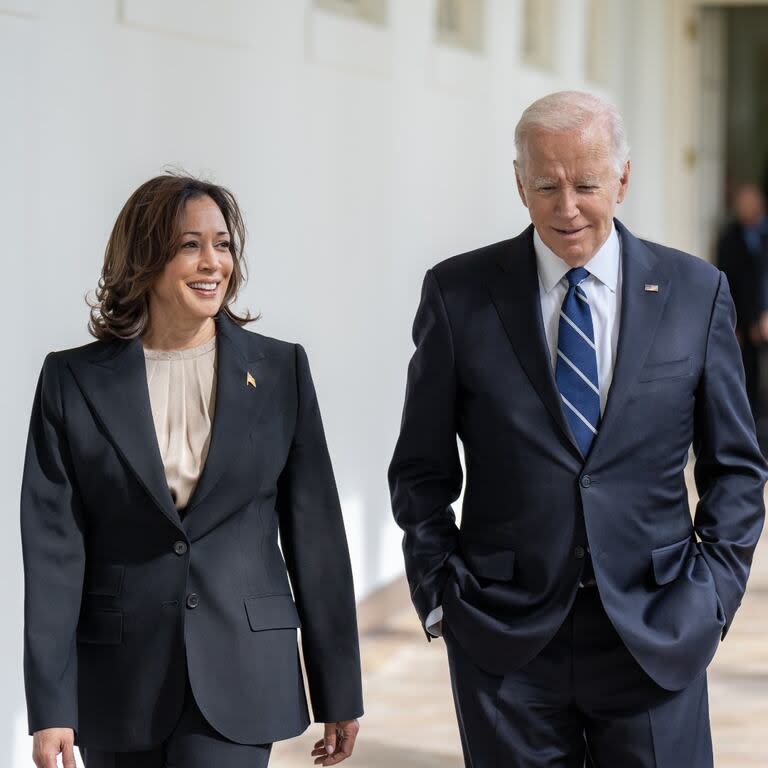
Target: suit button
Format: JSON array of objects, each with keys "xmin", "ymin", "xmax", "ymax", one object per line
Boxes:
[
  {"xmin": 580, "ymin": 475, "xmax": 592, "ymax": 488},
  {"xmin": 186, "ymin": 593, "xmax": 199, "ymax": 609},
  {"xmin": 173, "ymin": 541, "xmax": 188, "ymax": 556},
  {"xmin": 574, "ymin": 545, "xmax": 586, "ymax": 559}
]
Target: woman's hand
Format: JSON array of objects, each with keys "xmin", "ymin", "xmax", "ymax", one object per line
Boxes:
[
  {"xmin": 32, "ymin": 728, "xmax": 76, "ymax": 768},
  {"xmin": 311, "ymin": 719, "xmax": 360, "ymax": 765}
]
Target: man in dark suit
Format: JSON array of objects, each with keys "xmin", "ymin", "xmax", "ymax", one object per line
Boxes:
[
  {"xmin": 389, "ymin": 91, "xmax": 767, "ymax": 767},
  {"xmin": 716, "ymin": 183, "xmax": 768, "ymax": 422}
]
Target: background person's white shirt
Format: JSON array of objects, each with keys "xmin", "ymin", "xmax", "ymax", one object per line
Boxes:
[{"xmin": 425, "ymin": 223, "xmax": 623, "ymax": 636}]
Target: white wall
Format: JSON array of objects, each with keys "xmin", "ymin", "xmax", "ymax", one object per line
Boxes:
[{"xmin": 2, "ymin": 0, "xmax": 671, "ymax": 762}]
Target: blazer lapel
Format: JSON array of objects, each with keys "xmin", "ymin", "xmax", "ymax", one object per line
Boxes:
[
  {"xmin": 488, "ymin": 226, "xmax": 582, "ymax": 459},
  {"xmin": 68, "ymin": 338, "xmax": 181, "ymax": 530},
  {"xmin": 585, "ymin": 220, "xmax": 671, "ymax": 466},
  {"xmin": 181, "ymin": 313, "xmax": 274, "ymax": 518}
]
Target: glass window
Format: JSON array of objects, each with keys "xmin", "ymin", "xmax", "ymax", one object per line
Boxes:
[
  {"xmin": 435, "ymin": 0, "xmax": 486, "ymax": 53},
  {"xmin": 521, "ymin": 0, "xmax": 555, "ymax": 70}
]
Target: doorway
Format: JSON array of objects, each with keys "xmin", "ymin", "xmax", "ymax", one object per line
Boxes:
[
  {"xmin": 669, "ymin": 1, "xmax": 768, "ymax": 446},
  {"xmin": 720, "ymin": 6, "xmax": 768, "ymax": 447},
  {"xmin": 723, "ymin": 7, "xmax": 768, "ymax": 202}
]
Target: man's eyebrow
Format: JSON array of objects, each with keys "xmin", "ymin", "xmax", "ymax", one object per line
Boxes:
[{"xmin": 532, "ymin": 177, "xmax": 558, "ymax": 186}]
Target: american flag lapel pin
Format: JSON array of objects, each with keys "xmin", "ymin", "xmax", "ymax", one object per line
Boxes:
[
  {"xmin": 246, "ymin": 371, "xmax": 256, "ymax": 388},
  {"xmin": 644, "ymin": 284, "xmax": 659, "ymax": 293}
]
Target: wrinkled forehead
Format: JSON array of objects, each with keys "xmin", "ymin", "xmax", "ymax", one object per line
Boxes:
[{"xmin": 520, "ymin": 122, "xmax": 614, "ymax": 176}]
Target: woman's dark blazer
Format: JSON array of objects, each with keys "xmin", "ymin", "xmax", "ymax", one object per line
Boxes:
[{"xmin": 20, "ymin": 312, "xmax": 363, "ymax": 750}]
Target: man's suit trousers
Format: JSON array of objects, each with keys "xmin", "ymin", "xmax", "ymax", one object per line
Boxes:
[
  {"xmin": 444, "ymin": 586, "xmax": 713, "ymax": 768},
  {"xmin": 79, "ymin": 668, "xmax": 272, "ymax": 768}
]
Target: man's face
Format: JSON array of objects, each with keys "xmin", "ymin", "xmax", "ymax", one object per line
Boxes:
[
  {"xmin": 733, "ymin": 184, "xmax": 766, "ymax": 227},
  {"xmin": 515, "ymin": 124, "xmax": 630, "ymax": 266}
]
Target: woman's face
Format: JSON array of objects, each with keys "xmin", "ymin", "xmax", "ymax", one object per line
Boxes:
[{"xmin": 149, "ymin": 195, "xmax": 234, "ymax": 326}]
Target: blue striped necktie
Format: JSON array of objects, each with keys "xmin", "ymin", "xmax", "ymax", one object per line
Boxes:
[{"xmin": 556, "ymin": 267, "xmax": 600, "ymax": 456}]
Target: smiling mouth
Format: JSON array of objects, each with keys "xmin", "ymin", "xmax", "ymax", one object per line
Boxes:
[{"xmin": 187, "ymin": 281, "xmax": 220, "ymax": 298}]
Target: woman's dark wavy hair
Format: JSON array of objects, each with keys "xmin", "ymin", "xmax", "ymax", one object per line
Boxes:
[{"xmin": 88, "ymin": 172, "xmax": 254, "ymax": 340}]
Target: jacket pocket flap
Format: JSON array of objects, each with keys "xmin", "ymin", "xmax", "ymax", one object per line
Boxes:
[
  {"xmin": 244, "ymin": 594, "xmax": 301, "ymax": 631},
  {"xmin": 84, "ymin": 562, "xmax": 124, "ymax": 597},
  {"xmin": 651, "ymin": 537, "xmax": 693, "ymax": 585},
  {"xmin": 77, "ymin": 609, "xmax": 123, "ymax": 645},
  {"xmin": 639, "ymin": 357, "xmax": 691, "ymax": 382},
  {"xmin": 465, "ymin": 549, "xmax": 516, "ymax": 581}
]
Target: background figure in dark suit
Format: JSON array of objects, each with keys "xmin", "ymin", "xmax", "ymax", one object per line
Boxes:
[
  {"xmin": 21, "ymin": 174, "xmax": 362, "ymax": 768},
  {"xmin": 716, "ymin": 183, "xmax": 768, "ymax": 426},
  {"xmin": 389, "ymin": 91, "xmax": 766, "ymax": 767}
]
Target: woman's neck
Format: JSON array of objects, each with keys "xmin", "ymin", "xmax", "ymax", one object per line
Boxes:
[{"xmin": 141, "ymin": 316, "xmax": 216, "ymax": 351}]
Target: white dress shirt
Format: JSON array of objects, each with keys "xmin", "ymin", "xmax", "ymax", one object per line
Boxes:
[{"xmin": 425, "ymin": 223, "xmax": 623, "ymax": 636}]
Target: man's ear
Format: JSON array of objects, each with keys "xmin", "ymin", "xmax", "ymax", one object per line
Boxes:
[
  {"xmin": 514, "ymin": 162, "xmax": 529, "ymax": 208},
  {"xmin": 616, "ymin": 159, "xmax": 631, "ymax": 204}
]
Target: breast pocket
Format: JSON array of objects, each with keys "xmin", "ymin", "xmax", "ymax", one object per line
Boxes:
[{"xmin": 638, "ymin": 357, "xmax": 692, "ymax": 383}]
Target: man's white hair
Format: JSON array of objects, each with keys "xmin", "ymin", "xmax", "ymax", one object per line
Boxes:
[{"xmin": 514, "ymin": 91, "xmax": 630, "ymax": 177}]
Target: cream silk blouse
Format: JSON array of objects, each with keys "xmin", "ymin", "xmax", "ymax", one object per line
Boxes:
[{"xmin": 142, "ymin": 335, "xmax": 217, "ymax": 511}]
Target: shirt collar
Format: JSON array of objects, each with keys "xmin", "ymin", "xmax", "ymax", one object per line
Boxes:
[{"xmin": 534, "ymin": 222, "xmax": 620, "ymax": 295}]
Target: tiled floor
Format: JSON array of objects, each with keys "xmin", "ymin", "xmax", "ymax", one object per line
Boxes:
[{"xmin": 272, "ymin": 473, "xmax": 768, "ymax": 767}]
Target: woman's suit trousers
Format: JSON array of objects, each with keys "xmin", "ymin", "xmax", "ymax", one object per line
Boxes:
[{"xmin": 80, "ymin": 668, "xmax": 271, "ymax": 768}]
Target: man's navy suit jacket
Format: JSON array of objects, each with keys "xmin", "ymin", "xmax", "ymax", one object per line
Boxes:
[
  {"xmin": 20, "ymin": 313, "xmax": 363, "ymax": 750},
  {"xmin": 389, "ymin": 220, "xmax": 767, "ymax": 691}
]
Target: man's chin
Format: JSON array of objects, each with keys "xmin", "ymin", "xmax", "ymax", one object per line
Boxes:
[{"xmin": 543, "ymin": 238, "xmax": 589, "ymax": 264}]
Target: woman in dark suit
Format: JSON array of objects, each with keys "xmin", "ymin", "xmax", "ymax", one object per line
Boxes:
[{"xmin": 21, "ymin": 174, "xmax": 363, "ymax": 768}]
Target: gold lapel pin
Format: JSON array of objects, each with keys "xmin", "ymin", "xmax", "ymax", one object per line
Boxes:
[
  {"xmin": 246, "ymin": 371, "xmax": 256, "ymax": 388},
  {"xmin": 644, "ymin": 284, "xmax": 659, "ymax": 292}
]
